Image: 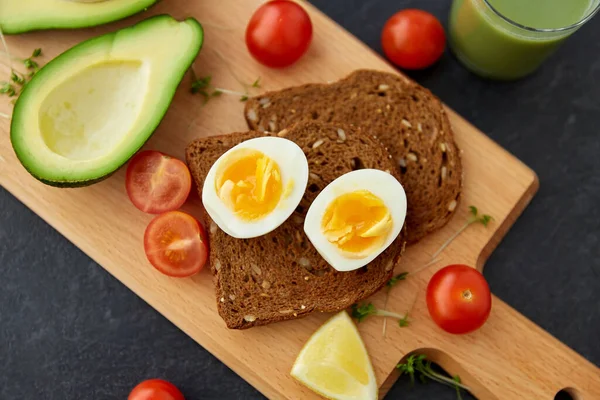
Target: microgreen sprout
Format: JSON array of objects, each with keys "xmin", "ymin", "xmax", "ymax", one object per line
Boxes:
[
  {"xmin": 398, "ymin": 313, "xmax": 410, "ymax": 327},
  {"xmin": 22, "ymin": 48, "xmax": 42, "ymax": 73},
  {"xmin": 351, "ymin": 302, "xmax": 407, "ymax": 326},
  {"xmin": 0, "ymin": 82, "xmax": 16, "ymax": 97},
  {"xmin": 0, "ymin": 43, "xmax": 43, "ymax": 101},
  {"xmin": 430, "ymin": 205, "xmax": 493, "ymax": 260},
  {"xmin": 190, "ymin": 71, "xmax": 259, "ymax": 103},
  {"xmin": 397, "ymin": 354, "xmax": 470, "ymax": 399},
  {"xmin": 386, "ymin": 272, "xmax": 408, "ymax": 289},
  {"xmin": 10, "ymin": 71, "xmax": 26, "ymax": 86}
]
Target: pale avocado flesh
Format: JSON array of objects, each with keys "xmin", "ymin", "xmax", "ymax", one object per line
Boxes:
[
  {"xmin": 0, "ymin": 0, "xmax": 158, "ymax": 34},
  {"xmin": 10, "ymin": 15, "xmax": 204, "ymax": 187}
]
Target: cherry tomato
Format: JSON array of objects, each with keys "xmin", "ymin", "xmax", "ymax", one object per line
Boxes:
[
  {"xmin": 126, "ymin": 151, "xmax": 192, "ymax": 214},
  {"xmin": 381, "ymin": 9, "xmax": 446, "ymax": 70},
  {"xmin": 246, "ymin": 0, "xmax": 313, "ymax": 68},
  {"xmin": 128, "ymin": 379, "xmax": 184, "ymax": 400},
  {"xmin": 426, "ymin": 264, "xmax": 491, "ymax": 334},
  {"xmin": 144, "ymin": 211, "xmax": 208, "ymax": 278}
]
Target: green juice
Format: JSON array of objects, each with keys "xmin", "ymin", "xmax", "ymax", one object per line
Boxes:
[{"xmin": 449, "ymin": 0, "xmax": 598, "ymax": 80}]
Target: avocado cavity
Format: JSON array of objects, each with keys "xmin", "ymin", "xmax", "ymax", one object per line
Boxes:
[{"xmin": 40, "ymin": 61, "xmax": 147, "ymax": 160}]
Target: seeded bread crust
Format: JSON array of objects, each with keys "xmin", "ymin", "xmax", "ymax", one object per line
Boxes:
[
  {"xmin": 186, "ymin": 122, "xmax": 406, "ymax": 329},
  {"xmin": 244, "ymin": 69, "xmax": 463, "ymax": 243}
]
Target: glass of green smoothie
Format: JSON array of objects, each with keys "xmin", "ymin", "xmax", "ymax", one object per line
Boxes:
[{"xmin": 449, "ymin": 0, "xmax": 600, "ymax": 80}]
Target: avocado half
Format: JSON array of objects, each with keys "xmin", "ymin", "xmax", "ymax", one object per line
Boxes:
[
  {"xmin": 0, "ymin": 0, "xmax": 159, "ymax": 34},
  {"xmin": 10, "ymin": 15, "xmax": 204, "ymax": 187}
]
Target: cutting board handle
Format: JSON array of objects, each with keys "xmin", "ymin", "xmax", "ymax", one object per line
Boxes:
[{"xmin": 418, "ymin": 297, "xmax": 599, "ymax": 400}]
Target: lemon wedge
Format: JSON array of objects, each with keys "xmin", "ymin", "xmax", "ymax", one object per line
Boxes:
[{"xmin": 291, "ymin": 311, "xmax": 377, "ymax": 400}]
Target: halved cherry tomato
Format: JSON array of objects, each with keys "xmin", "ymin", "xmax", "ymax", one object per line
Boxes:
[
  {"xmin": 144, "ymin": 211, "xmax": 208, "ymax": 277},
  {"xmin": 426, "ymin": 264, "xmax": 492, "ymax": 334},
  {"xmin": 381, "ymin": 9, "xmax": 446, "ymax": 70},
  {"xmin": 128, "ymin": 379, "xmax": 184, "ymax": 400},
  {"xmin": 246, "ymin": 0, "xmax": 313, "ymax": 68},
  {"xmin": 126, "ymin": 151, "xmax": 192, "ymax": 214}
]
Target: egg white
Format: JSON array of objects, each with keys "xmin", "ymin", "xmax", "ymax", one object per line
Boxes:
[
  {"xmin": 202, "ymin": 137, "xmax": 309, "ymax": 239},
  {"xmin": 303, "ymin": 169, "xmax": 407, "ymax": 272}
]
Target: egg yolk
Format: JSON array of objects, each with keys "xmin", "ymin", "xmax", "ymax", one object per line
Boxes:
[
  {"xmin": 216, "ymin": 148, "xmax": 283, "ymax": 221},
  {"xmin": 321, "ymin": 190, "xmax": 393, "ymax": 257}
]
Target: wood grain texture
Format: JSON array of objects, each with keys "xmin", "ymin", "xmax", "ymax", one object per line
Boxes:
[{"xmin": 0, "ymin": 1, "xmax": 597, "ymax": 399}]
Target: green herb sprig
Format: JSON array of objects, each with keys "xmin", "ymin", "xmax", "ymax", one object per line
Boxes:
[
  {"xmin": 398, "ymin": 313, "xmax": 410, "ymax": 327},
  {"xmin": 190, "ymin": 75, "xmax": 224, "ymax": 102},
  {"xmin": 190, "ymin": 69, "xmax": 260, "ymax": 104},
  {"xmin": 397, "ymin": 354, "xmax": 470, "ymax": 400},
  {"xmin": 1, "ymin": 47, "xmax": 43, "ymax": 101},
  {"xmin": 10, "ymin": 71, "xmax": 26, "ymax": 86},
  {"xmin": 23, "ymin": 48, "xmax": 42, "ymax": 71},
  {"xmin": 0, "ymin": 81, "xmax": 16, "ymax": 97},
  {"xmin": 430, "ymin": 205, "xmax": 493, "ymax": 260},
  {"xmin": 351, "ymin": 302, "xmax": 409, "ymax": 327},
  {"xmin": 386, "ymin": 272, "xmax": 408, "ymax": 289}
]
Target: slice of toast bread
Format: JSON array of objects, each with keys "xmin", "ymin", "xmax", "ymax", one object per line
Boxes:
[
  {"xmin": 186, "ymin": 122, "xmax": 406, "ymax": 329},
  {"xmin": 244, "ymin": 69, "xmax": 462, "ymax": 243}
]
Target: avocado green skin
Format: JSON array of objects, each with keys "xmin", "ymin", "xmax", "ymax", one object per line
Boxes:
[
  {"xmin": 0, "ymin": 0, "xmax": 159, "ymax": 34},
  {"xmin": 37, "ymin": 171, "xmax": 118, "ymax": 188},
  {"xmin": 10, "ymin": 15, "xmax": 204, "ymax": 187}
]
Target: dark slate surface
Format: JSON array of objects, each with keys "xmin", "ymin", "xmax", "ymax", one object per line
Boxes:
[{"xmin": 1, "ymin": 1, "xmax": 598, "ymax": 399}]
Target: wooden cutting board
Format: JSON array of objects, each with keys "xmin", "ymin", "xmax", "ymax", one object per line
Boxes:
[{"xmin": 1, "ymin": 1, "xmax": 598, "ymax": 399}]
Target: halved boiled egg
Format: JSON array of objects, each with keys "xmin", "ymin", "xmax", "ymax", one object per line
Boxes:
[
  {"xmin": 202, "ymin": 137, "xmax": 309, "ymax": 239},
  {"xmin": 304, "ymin": 169, "xmax": 407, "ymax": 272}
]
